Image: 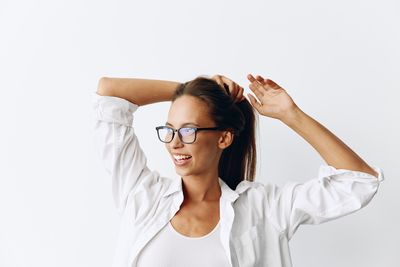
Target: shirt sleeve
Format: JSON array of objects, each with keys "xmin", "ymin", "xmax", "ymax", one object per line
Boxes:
[
  {"xmin": 267, "ymin": 165, "xmax": 384, "ymax": 240},
  {"xmin": 91, "ymin": 92, "xmax": 162, "ymax": 215}
]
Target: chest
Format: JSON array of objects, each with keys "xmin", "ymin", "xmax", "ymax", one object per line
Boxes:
[{"xmin": 169, "ymin": 201, "xmax": 220, "ymax": 237}]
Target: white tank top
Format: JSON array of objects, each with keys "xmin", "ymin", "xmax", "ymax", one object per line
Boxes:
[{"xmin": 136, "ymin": 220, "xmax": 230, "ymax": 267}]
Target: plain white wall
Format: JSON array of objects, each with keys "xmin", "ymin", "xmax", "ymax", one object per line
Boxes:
[{"xmin": 1, "ymin": 0, "xmax": 398, "ymax": 266}]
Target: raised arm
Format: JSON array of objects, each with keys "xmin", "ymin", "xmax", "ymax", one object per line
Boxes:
[
  {"xmin": 93, "ymin": 76, "xmax": 182, "ymax": 215},
  {"xmin": 244, "ymin": 74, "xmax": 383, "ymax": 239},
  {"xmin": 97, "ymin": 77, "xmax": 181, "ymax": 106},
  {"xmin": 246, "ymin": 74, "xmax": 378, "ymax": 179}
]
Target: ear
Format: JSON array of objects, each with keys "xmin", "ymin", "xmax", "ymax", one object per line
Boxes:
[{"xmin": 218, "ymin": 130, "xmax": 234, "ymax": 149}]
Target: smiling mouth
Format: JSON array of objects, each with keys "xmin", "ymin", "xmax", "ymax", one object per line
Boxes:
[{"xmin": 172, "ymin": 154, "xmax": 192, "ymax": 165}]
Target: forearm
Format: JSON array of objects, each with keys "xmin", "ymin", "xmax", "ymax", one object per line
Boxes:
[
  {"xmin": 282, "ymin": 107, "xmax": 378, "ymax": 178},
  {"xmin": 97, "ymin": 77, "xmax": 181, "ymax": 106}
]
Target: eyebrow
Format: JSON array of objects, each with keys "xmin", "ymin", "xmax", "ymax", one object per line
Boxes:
[{"xmin": 165, "ymin": 122, "xmax": 200, "ymax": 127}]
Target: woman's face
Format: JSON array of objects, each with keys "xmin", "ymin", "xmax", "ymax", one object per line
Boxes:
[{"xmin": 165, "ymin": 95, "xmax": 231, "ymax": 178}]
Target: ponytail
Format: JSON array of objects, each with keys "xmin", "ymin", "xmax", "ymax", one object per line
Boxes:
[{"xmin": 218, "ymin": 100, "xmax": 257, "ymax": 190}]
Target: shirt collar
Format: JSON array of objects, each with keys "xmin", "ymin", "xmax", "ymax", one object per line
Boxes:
[{"xmin": 162, "ymin": 176, "xmax": 252, "ymax": 203}]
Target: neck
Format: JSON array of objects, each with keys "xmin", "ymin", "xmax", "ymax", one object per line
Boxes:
[{"xmin": 181, "ymin": 171, "xmax": 221, "ymax": 203}]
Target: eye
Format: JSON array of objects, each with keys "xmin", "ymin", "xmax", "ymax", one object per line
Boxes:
[
  {"xmin": 180, "ymin": 127, "xmax": 195, "ymax": 136},
  {"xmin": 157, "ymin": 126, "xmax": 174, "ymax": 141}
]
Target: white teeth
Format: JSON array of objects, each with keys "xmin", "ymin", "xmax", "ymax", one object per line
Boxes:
[{"xmin": 173, "ymin": 155, "xmax": 192, "ymax": 160}]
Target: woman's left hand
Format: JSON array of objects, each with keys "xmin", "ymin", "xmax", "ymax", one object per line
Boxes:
[{"xmin": 246, "ymin": 74, "xmax": 298, "ymax": 121}]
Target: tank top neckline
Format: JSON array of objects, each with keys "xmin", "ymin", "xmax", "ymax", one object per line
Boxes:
[{"xmin": 168, "ymin": 220, "xmax": 220, "ymax": 240}]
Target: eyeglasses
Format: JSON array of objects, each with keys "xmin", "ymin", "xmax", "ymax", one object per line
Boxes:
[{"xmin": 155, "ymin": 125, "xmax": 223, "ymax": 144}]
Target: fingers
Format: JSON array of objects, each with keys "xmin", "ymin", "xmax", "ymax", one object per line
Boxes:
[
  {"xmin": 247, "ymin": 93, "xmax": 262, "ymax": 113},
  {"xmin": 213, "ymin": 75, "xmax": 226, "ymax": 92},
  {"xmin": 248, "ymin": 73, "xmax": 281, "ymax": 91},
  {"xmin": 256, "ymin": 75, "xmax": 266, "ymax": 85},
  {"xmin": 265, "ymin": 79, "xmax": 281, "ymax": 89},
  {"xmin": 230, "ymin": 83, "xmax": 246, "ymax": 102},
  {"xmin": 226, "ymin": 80, "xmax": 239, "ymax": 99},
  {"xmin": 231, "ymin": 85, "xmax": 245, "ymax": 102},
  {"xmin": 258, "ymin": 75, "xmax": 281, "ymax": 90},
  {"xmin": 247, "ymin": 74, "xmax": 265, "ymax": 99},
  {"xmin": 237, "ymin": 86, "xmax": 245, "ymax": 102},
  {"xmin": 215, "ymin": 75, "xmax": 245, "ymax": 102}
]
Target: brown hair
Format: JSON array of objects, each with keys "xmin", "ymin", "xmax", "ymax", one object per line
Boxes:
[{"xmin": 172, "ymin": 76, "xmax": 257, "ymax": 190}]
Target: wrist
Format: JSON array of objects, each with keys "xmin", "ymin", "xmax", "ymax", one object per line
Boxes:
[{"xmin": 280, "ymin": 105, "xmax": 304, "ymax": 127}]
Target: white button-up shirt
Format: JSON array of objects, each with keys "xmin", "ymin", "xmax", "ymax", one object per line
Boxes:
[{"xmin": 92, "ymin": 92, "xmax": 384, "ymax": 267}]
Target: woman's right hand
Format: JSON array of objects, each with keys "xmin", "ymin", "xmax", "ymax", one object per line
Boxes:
[{"xmin": 211, "ymin": 74, "xmax": 246, "ymax": 103}]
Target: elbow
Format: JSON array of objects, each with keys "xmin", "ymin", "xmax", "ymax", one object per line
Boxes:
[
  {"xmin": 360, "ymin": 165, "xmax": 379, "ymax": 180},
  {"xmin": 344, "ymin": 162, "xmax": 380, "ymax": 181},
  {"xmin": 371, "ymin": 170, "xmax": 379, "ymax": 180},
  {"xmin": 97, "ymin": 77, "xmax": 113, "ymax": 96}
]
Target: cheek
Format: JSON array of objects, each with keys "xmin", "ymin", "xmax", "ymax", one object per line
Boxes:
[{"xmin": 192, "ymin": 139, "xmax": 220, "ymax": 161}]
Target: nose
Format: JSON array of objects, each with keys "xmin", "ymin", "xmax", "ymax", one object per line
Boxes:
[{"xmin": 169, "ymin": 131, "xmax": 184, "ymax": 149}]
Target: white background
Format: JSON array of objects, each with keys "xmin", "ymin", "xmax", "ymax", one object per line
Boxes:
[{"xmin": 1, "ymin": 0, "xmax": 399, "ymax": 266}]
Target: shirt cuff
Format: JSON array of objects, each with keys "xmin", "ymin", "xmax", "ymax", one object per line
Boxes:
[{"xmin": 318, "ymin": 164, "xmax": 384, "ymax": 183}]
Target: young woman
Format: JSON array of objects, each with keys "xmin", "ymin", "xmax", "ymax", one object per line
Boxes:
[{"xmin": 92, "ymin": 74, "xmax": 383, "ymax": 267}]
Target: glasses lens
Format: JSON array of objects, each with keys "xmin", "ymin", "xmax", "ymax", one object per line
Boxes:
[
  {"xmin": 157, "ymin": 127, "xmax": 173, "ymax": 143},
  {"xmin": 179, "ymin": 127, "xmax": 196, "ymax": 143}
]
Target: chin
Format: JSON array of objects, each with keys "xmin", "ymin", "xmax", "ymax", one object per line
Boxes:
[
  {"xmin": 175, "ymin": 166, "xmax": 200, "ymax": 177},
  {"xmin": 175, "ymin": 168, "xmax": 190, "ymax": 177}
]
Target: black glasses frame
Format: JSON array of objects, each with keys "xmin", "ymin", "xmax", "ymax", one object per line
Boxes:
[{"xmin": 155, "ymin": 126, "xmax": 223, "ymax": 144}]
